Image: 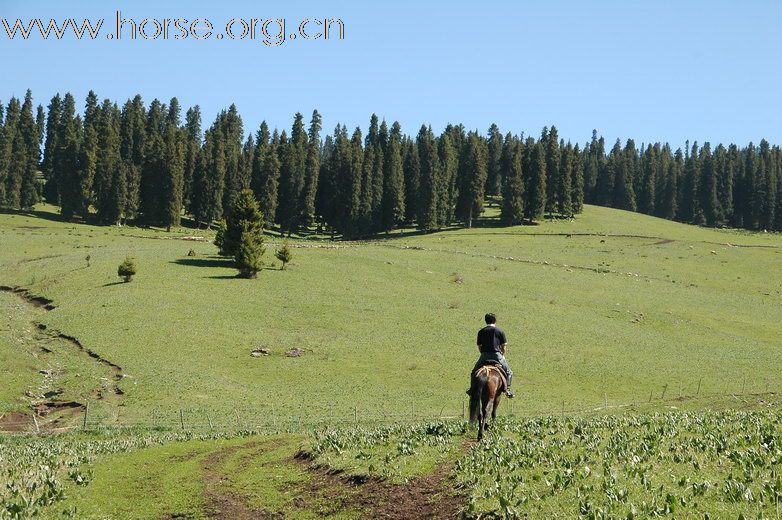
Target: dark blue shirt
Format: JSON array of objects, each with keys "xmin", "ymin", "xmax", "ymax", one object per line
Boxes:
[{"xmin": 477, "ymin": 325, "xmax": 507, "ymax": 353}]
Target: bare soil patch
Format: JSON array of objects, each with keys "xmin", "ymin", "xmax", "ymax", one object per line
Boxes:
[
  {"xmin": 293, "ymin": 451, "xmax": 465, "ymax": 519},
  {"xmin": 201, "ymin": 441, "xmax": 278, "ymax": 520}
]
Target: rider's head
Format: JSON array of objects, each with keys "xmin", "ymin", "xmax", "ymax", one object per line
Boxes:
[{"xmin": 485, "ymin": 313, "xmax": 497, "ymax": 325}]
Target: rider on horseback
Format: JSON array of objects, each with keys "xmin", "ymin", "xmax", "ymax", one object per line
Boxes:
[{"xmin": 470, "ymin": 313, "xmax": 514, "ymax": 398}]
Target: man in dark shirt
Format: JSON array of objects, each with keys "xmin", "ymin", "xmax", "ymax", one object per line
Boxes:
[{"xmin": 470, "ymin": 313, "xmax": 514, "ymax": 398}]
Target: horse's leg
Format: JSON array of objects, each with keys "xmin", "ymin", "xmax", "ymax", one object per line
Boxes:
[
  {"xmin": 492, "ymin": 395, "xmax": 500, "ymax": 422},
  {"xmin": 478, "ymin": 391, "xmax": 489, "ymax": 441},
  {"xmin": 481, "ymin": 390, "xmax": 493, "ymax": 433}
]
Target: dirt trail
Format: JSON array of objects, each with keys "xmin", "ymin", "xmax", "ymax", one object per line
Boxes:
[
  {"xmin": 201, "ymin": 441, "xmax": 278, "ymax": 520},
  {"xmin": 293, "ymin": 451, "xmax": 465, "ymax": 519},
  {"xmin": 0, "ymin": 285, "xmax": 125, "ymax": 431}
]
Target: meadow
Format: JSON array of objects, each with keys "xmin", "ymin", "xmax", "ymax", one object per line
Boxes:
[
  {"xmin": 1, "ymin": 203, "xmax": 781, "ymax": 518},
  {"xmin": 1, "ymin": 204, "xmax": 779, "ymax": 427}
]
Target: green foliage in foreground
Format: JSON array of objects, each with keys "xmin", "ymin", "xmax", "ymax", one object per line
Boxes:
[
  {"xmin": 0, "ymin": 428, "xmax": 256, "ymax": 519},
  {"xmin": 3, "ymin": 407, "xmax": 782, "ymax": 518},
  {"xmin": 313, "ymin": 409, "xmax": 782, "ymax": 519}
]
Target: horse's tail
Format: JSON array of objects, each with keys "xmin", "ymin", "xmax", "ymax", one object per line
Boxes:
[{"xmin": 469, "ymin": 371, "xmax": 486, "ymax": 423}]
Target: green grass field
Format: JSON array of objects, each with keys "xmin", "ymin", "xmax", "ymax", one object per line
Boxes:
[
  {"xmin": 1, "ymin": 203, "xmax": 781, "ymax": 518},
  {"xmin": 1, "ymin": 204, "xmax": 780, "ymax": 425}
]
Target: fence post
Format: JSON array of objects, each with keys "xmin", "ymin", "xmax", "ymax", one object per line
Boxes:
[
  {"xmin": 696, "ymin": 378, "xmax": 703, "ymax": 396},
  {"xmin": 180, "ymin": 408, "xmax": 185, "ymax": 430},
  {"xmin": 741, "ymin": 377, "xmax": 746, "ymax": 395},
  {"xmin": 31, "ymin": 411, "xmax": 40, "ymax": 434},
  {"xmin": 207, "ymin": 413, "xmax": 213, "ymax": 430},
  {"xmin": 648, "ymin": 389, "xmax": 653, "ymax": 403},
  {"xmin": 83, "ymin": 401, "xmax": 89, "ymax": 430},
  {"xmin": 462, "ymin": 399, "xmax": 465, "ymax": 420},
  {"xmin": 661, "ymin": 384, "xmax": 668, "ymax": 400},
  {"xmin": 354, "ymin": 406, "xmax": 358, "ymax": 423}
]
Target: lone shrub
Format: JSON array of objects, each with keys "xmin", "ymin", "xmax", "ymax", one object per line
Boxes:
[
  {"xmin": 117, "ymin": 257, "xmax": 136, "ymax": 282},
  {"xmin": 275, "ymin": 242, "xmax": 292, "ymax": 270}
]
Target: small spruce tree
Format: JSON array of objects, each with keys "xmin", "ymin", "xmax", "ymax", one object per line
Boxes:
[
  {"xmin": 227, "ymin": 189, "xmax": 265, "ymax": 278},
  {"xmin": 275, "ymin": 241, "xmax": 292, "ymax": 270},
  {"xmin": 214, "ymin": 219, "xmax": 228, "ymax": 255},
  {"xmin": 117, "ymin": 257, "xmax": 136, "ymax": 282}
]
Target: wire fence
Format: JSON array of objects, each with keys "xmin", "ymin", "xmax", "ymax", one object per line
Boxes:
[{"xmin": 1, "ymin": 382, "xmax": 779, "ymax": 436}]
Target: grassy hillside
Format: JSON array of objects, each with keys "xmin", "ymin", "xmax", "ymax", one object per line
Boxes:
[{"xmin": 1, "ymin": 204, "xmax": 780, "ymax": 428}]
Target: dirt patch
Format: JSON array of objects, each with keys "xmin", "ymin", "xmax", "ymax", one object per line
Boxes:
[
  {"xmin": 0, "ymin": 285, "xmax": 56, "ymax": 310},
  {"xmin": 33, "ymin": 401, "xmax": 83, "ymax": 416},
  {"xmin": 201, "ymin": 441, "xmax": 278, "ymax": 520},
  {"xmin": 0, "ymin": 411, "xmax": 32, "ymax": 432},
  {"xmin": 293, "ymin": 451, "xmax": 465, "ymax": 519}
]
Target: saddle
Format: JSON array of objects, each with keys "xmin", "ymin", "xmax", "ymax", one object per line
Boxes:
[{"xmin": 473, "ymin": 362, "xmax": 508, "ymax": 390}]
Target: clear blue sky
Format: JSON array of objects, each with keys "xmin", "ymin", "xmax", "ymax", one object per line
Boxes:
[{"xmin": 1, "ymin": 0, "xmax": 779, "ymax": 147}]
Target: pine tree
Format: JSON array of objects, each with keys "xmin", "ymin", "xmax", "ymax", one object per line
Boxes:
[
  {"xmin": 660, "ymin": 149, "xmax": 681, "ymax": 220},
  {"xmin": 681, "ymin": 142, "xmax": 701, "ymax": 224},
  {"xmin": 160, "ymin": 98, "xmax": 185, "ymax": 229},
  {"xmin": 1, "ymin": 97, "xmax": 23, "ymax": 208},
  {"xmin": 485, "ymin": 124, "xmax": 503, "ymax": 197},
  {"xmin": 715, "ymin": 144, "xmax": 733, "ymax": 224},
  {"xmin": 258, "ymin": 133, "xmax": 281, "ymax": 227},
  {"xmin": 119, "ymin": 95, "xmax": 146, "ymax": 222},
  {"xmin": 438, "ymin": 131, "xmax": 458, "ymax": 226},
  {"xmin": 638, "ymin": 144, "xmax": 657, "ymax": 214},
  {"xmin": 759, "ymin": 140, "xmax": 777, "ymax": 230},
  {"xmin": 359, "ymin": 115, "xmax": 379, "ymax": 235},
  {"xmin": 182, "ymin": 106, "xmax": 202, "ymax": 211},
  {"xmin": 612, "ymin": 140, "xmax": 637, "ymax": 212},
  {"xmin": 455, "ymin": 132, "xmax": 488, "ymax": 227},
  {"xmin": 0, "ymin": 100, "xmax": 6, "ymax": 205},
  {"xmin": 524, "ymin": 138, "xmax": 546, "ymax": 221},
  {"xmin": 275, "ymin": 241, "xmax": 292, "ymax": 270},
  {"xmin": 18, "ymin": 90, "xmax": 41, "ymax": 209},
  {"xmin": 571, "ymin": 143, "xmax": 584, "ymax": 214},
  {"xmin": 699, "ymin": 142, "xmax": 721, "ymax": 226},
  {"xmin": 226, "ymin": 189, "xmax": 265, "ymax": 278},
  {"xmin": 191, "ymin": 123, "xmax": 226, "ymax": 227},
  {"xmin": 139, "ymin": 99, "xmax": 166, "ymax": 224},
  {"xmin": 500, "ymin": 136, "xmax": 524, "ymax": 225},
  {"xmin": 544, "ymin": 126, "xmax": 560, "ymax": 215},
  {"xmin": 416, "ymin": 125, "xmax": 440, "ymax": 231},
  {"xmin": 315, "ymin": 132, "xmax": 336, "ymax": 232},
  {"xmin": 250, "ymin": 121, "xmax": 270, "ymax": 201},
  {"xmin": 220, "ymin": 104, "xmax": 245, "ymax": 217},
  {"xmin": 557, "ymin": 142, "xmax": 573, "ymax": 216},
  {"xmin": 402, "ymin": 137, "xmax": 420, "ymax": 224},
  {"xmin": 278, "ymin": 112, "xmax": 307, "ymax": 233},
  {"xmin": 94, "ymin": 100, "xmax": 123, "ymax": 224},
  {"xmin": 57, "ymin": 95, "xmax": 83, "ymax": 220},
  {"xmin": 42, "ymin": 94, "xmax": 62, "ymax": 204},
  {"xmin": 380, "ymin": 121, "xmax": 405, "ymax": 232},
  {"xmin": 300, "ymin": 109, "xmax": 322, "ymax": 229}
]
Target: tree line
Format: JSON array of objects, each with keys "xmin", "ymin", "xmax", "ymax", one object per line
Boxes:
[{"xmin": 1, "ymin": 90, "xmax": 780, "ymax": 236}]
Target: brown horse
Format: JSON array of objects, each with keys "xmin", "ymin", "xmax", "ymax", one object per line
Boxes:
[{"xmin": 469, "ymin": 364, "xmax": 506, "ymax": 441}]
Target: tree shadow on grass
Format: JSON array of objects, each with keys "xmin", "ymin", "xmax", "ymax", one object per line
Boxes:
[
  {"xmin": 171, "ymin": 257, "xmax": 234, "ymax": 269},
  {"xmin": 206, "ymin": 267, "xmax": 280, "ymax": 280}
]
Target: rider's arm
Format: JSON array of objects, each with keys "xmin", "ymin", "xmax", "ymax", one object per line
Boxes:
[{"xmin": 500, "ymin": 342, "xmax": 508, "ymax": 355}]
